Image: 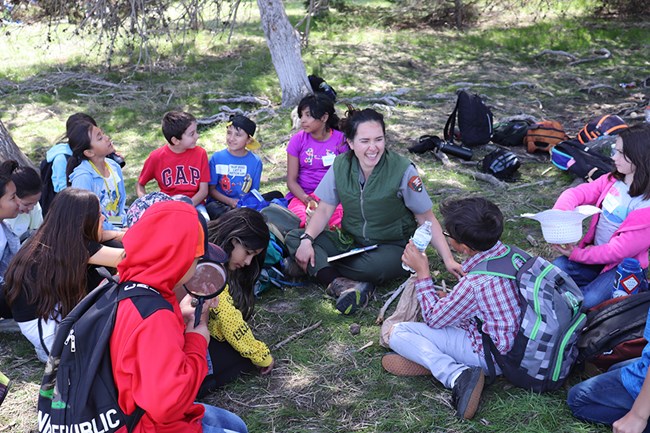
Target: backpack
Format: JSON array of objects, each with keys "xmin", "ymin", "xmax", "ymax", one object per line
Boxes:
[
  {"xmin": 551, "ymin": 139, "xmax": 614, "ymax": 182},
  {"xmin": 308, "ymin": 74, "xmax": 337, "ymax": 102},
  {"xmin": 443, "ymin": 90, "xmax": 493, "ymax": 147},
  {"xmin": 470, "ymin": 245, "xmax": 586, "ymax": 393},
  {"xmin": 491, "ymin": 119, "xmax": 533, "ymax": 147},
  {"xmin": 577, "ymin": 292, "xmax": 650, "ymax": 370},
  {"xmin": 253, "ymin": 207, "xmax": 304, "ymax": 296},
  {"xmin": 480, "ymin": 149, "xmax": 521, "ymax": 181},
  {"xmin": 525, "ymin": 120, "xmax": 569, "ymax": 153},
  {"xmin": 577, "ymin": 114, "xmax": 628, "ymax": 144},
  {"xmin": 39, "ymin": 155, "xmax": 70, "ymax": 216},
  {"xmin": 38, "ymin": 275, "xmax": 172, "ymax": 433}
]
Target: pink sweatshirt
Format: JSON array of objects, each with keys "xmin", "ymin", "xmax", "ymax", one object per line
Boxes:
[{"xmin": 553, "ymin": 174, "xmax": 650, "ymax": 273}]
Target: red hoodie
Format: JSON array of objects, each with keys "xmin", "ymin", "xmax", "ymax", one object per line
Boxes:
[{"xmin": 110, "ymin": 201, "xmax": 207, "ymax": 433}]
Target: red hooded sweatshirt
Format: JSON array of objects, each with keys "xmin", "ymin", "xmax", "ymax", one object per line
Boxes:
[{"xmin": 110, "ymin": 201, "xmax": 207, "ymax": 433}]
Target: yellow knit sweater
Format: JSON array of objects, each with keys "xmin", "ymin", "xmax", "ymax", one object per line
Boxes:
[{"xmin": 207, "ymin": 286, "xmax": 272, "ymax": 367}]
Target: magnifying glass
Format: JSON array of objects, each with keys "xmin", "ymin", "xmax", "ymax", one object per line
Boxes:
[{"xmin": 183, "ymin": 261, "xmax": 228, "ymax": 327}]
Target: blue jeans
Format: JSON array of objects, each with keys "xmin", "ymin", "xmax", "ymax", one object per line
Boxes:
[
  {"xmin": 567, "ymin": 361, "xmax": 648, "ymax": 430},
  {"xmin": 199, "ymin": 403, "xmax": 248, "ymax": 433},
  {"xmin": 553, "ymin": 256, "xmax": 616, "ymax": 309}
]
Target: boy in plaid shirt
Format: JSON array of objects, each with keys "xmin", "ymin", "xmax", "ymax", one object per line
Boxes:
[{"xmin": 382, "ymin": 197, "xmax": 521, "ymax": 420}]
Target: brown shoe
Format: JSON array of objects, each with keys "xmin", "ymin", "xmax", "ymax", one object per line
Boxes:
[{"xmin": 381, "ymin": 353, "xmax": 430, "ymax": 376}]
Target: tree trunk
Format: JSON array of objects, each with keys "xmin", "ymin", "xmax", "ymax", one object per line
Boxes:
[
  {"xmin": 0, "ymin": 120, "xmax": 36, "ymax": 168},
  {"xmin": 257, "ymin": 0, "xmax": 311, "ymax": 108}
]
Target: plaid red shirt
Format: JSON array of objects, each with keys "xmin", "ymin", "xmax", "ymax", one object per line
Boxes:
[{"xmin": 415, "ymin": 241, "xmax": 521, "ymax": 356}]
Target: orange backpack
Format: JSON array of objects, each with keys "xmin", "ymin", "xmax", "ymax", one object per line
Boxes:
[{"xmin": 525, "ymin": 120, "xmax": 569, "ymax": 153}]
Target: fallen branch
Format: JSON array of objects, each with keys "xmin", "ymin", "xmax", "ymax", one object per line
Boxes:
[
  {"xmin": 197, "ymin": 107, "xmax": 277, "ymax": 126},
  {"xmin": 205, "ymin": 96, "xmax": 272, "ymax": 106},
  {"xmin": 458, "ymin": 168, "xmax": 508, "ymax": 188},
  {"xmin": 508, "ymin": 179, "xmax": 555, "ymax": 191},
  {"xmin": 375, "ymin": 278, "xmax": 410, "ymax": 324},
  {"xmin": 272, "ymin": 320, "xmax": 322, "ymax": 350},
  {"xmin": 535, "ymin": 49, "xmax": 577, "ymax": 61},
  {"xmin": 356, "ymin": 341, "xmax": 374, "ymax": 352},
  {"xmin": 579, "ymin": 84, "xmax": 618, "ymax": 94},
  {"xmin": 569, "ymin": 48, "xmax": 611, "ymax": 65}
]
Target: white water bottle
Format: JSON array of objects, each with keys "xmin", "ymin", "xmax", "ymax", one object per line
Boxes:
[{"xmin": 402, "ymin": 221, "xmax": 433, "ymax": 272}]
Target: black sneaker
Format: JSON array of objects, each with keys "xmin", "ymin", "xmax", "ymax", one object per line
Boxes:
[
  {"xmin": 451, "ymin": 367, "xmax": 484, "ymax": 420},
  {"xmin": 408, "ymin": 135, "xmax": 443, "ymax": 154},
  {"xmin": 334, "ymin": 280, "xmax": 375, "ymax": 315}
]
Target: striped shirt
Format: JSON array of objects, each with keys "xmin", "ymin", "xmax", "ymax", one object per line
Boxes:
[{"xmin": 415, "ymin": 241, "xmax": 521, "ymax": 356}]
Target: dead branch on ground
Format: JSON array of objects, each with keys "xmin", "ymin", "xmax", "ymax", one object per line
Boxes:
[
  {"xmin": 197, "ymin": 107, "xmax": 277, "ymax": 126},
  {"xmin": 272, "ymin": 321, "xmax": 322, "ymax": 350},
  {"xmin": 569, "ymin": 48, "xmax": 611, "ymax": 65},
  {"xmin": 376, "ymin": 278, "xmax": 410, "ymax": 324},
  {"xmin": 205, "ymin": 96, "xmax": 272, "ymax": 106}
]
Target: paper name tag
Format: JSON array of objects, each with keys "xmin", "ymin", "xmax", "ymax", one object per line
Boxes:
[
  {"xmin": 108, "ymin": 216, "xmax": 123, "ymax": 227},
  {"xmin": 322, "ymin": 154, "xmax": 335, "ymax": 167}
]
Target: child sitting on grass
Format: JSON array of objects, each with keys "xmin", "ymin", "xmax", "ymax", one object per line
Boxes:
[
  {"xmin": 110, "ymin": 200, "xmax": 247, "ymax": 432},
  {"xmin": 206, "ymin": 114, "xmax": 282, "ymax": 220},
  {"xmin": 137, "ymin": 111, "xmax": 211, "ymax": 218},
  {"xmin": 382, "ymin": 197, "xmax": 521, "ymax": 420},
  {"xmin": 200, "ymin": 207, "xmax": 274, "ymax": 395}
]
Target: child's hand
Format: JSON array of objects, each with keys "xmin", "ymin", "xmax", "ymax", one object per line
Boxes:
[
  {"xmin": 551, "ymin": 243, "xmax": 576, "ymax": 257},
  {"xmin": 402, "ymin": 241, "xmax": 430, "ymax": 278},
  {"xmin": 443, "ymin": 259, "xmax": 464, "ymax": 280},
  {"xmin": 259, "ymin": 358, "xmax": 274, "ymax": 375},
  {"xmin": 613, "ymin": 409, "xmax": 648, "ymax": 433}
]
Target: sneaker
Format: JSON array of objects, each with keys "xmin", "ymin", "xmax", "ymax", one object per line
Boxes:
[
  {"xmin": 382, "ymin": 353, "xmax": 430, "ymax": 376},
  {"xmin": 0, "ymin": 371, "xmax": 9, "ymax": 407},
  {"xmin": 334, "ymin": 281, "xmax": 375, "ymax": 315},
  {"xmin": 451, "ymin": 367, "xmax": 484, "ymax": 420},
  {"xmin": 281, "ymin": 257, "xmax": 306, "ymax": 278},
  {"xmin": 325, "ymin": 276, "xmax": 357, "ymax": 298}
]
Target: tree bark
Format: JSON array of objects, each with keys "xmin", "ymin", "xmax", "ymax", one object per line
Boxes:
[
  {"xmin": 257, "ymin": 0, "xmax": 311, "ymax": 108},
  {"xmin": 0, "ymin": 120, "xmax": 36, "ymax": 168}
]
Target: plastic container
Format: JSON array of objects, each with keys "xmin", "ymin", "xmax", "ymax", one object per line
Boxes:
[
  {"xmin": 402, "ymin": 221, "xmax": 432, "ymax": 272},
  {"xmin": 612, "ymin": 258, "xmax": 649, "ymax": 298}
]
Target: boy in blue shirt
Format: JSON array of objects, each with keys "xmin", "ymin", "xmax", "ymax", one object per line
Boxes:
[
  {"xmin": 206, "ymin": 115, "xmax": 282, "ymax": 220},
  {"xmin": 568, "ymin": 308, "xmax": 650, "ymax": 433}
]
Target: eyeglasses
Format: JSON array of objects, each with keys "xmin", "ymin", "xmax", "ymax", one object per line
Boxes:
[
  {"xmin": 442, "ymin": 230, "xmax": 452, "ymax": 238},
  {"xmin": 183, "ymin": 261, "xmax": 228, "ymax": 327}
]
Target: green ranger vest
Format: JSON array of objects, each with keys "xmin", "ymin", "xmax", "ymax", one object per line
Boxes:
[{"xmin": 334, "ymin": 150, "xmax": 417, "ymax": 245}]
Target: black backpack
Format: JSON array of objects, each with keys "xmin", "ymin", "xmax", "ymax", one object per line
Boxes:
[
  {"xmin": 308, "ymin": 74, "xmax": 337, "ymax": 102},
  {"xmin": 577, "ymin": 292, "xmax": 650, "ymax": 370},
  {"xmin": 38, "ymin": 274, "xmax": 172, "ymax": 433},
  {"xmin": 480, "ymin": 149, "xmax": 521, "ymax": 181},
  {"xmin": 443, "ymin": 90, "xmax": 493, "ymax": 147},
  {"xmin": 491, "ymin": 119, "xmax": 533, "ymax": 147},
  {"xmin": 39, "ymin": 155, "xmax": 70, "ymax": 216},
  {"xmin": 551, "ymin": 139, "xmax": 614, "ymax": 182}
]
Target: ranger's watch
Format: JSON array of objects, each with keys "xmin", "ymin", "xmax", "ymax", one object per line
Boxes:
[{"xmin": 299, "ymin": 233, "xmax": 314, "ymax": 243}]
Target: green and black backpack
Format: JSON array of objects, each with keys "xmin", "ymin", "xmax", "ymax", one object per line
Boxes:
[{"xmin": 470, "ymin": 246, "xmax": 586, "ymax": 393}]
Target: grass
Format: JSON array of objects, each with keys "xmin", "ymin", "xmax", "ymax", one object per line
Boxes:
[{"xmin": 1, "ymin": 0, "xmax": 647, "ymax": 431}]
